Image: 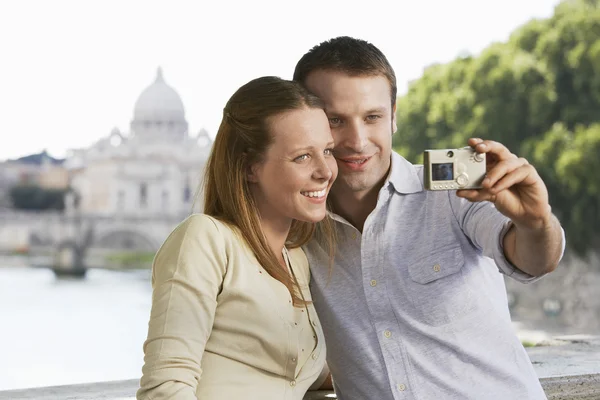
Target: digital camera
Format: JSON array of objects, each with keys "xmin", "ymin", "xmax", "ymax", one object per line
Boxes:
[{"xmin": 423, "ymin": 147, "xmax": 486, "ymax": 191}]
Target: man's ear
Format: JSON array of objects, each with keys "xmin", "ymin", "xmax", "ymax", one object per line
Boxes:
[{"xmin": 392, "ymin": 103, "xmax": 398, "ymax": 135}]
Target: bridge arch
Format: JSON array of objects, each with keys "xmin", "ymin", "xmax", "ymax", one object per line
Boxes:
[{"xmin": 93, "ymin": 229, "xmax": 158, "ymax": 252}]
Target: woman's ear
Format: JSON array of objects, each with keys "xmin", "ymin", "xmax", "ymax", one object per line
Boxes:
[{"xmin": 247, "ymin": 163, "xmax": 259, "ymax": 183}]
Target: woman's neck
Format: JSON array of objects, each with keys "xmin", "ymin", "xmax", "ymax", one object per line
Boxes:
[{"xmin": 258, "ymin": 216, "xmax": 291, "ymax": 268}]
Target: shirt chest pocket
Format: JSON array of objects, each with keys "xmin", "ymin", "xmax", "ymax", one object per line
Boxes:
[{"xmin": 406, "ymin": 246, "xmax": 478, "ymax": 326}]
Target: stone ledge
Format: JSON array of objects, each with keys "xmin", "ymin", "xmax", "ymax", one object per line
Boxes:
[
  {"xmin": 0, "ymin": 374, "xmax": 600, "ymax": 400},
  {"xmin": 0, "ymin": 379, "xmax": 140, "ymax": 400},
  {"xmin": 540, "ymin": 374, "xmax": 600, "ymax": 400},
  {"xmin": 527, "ymin": 335, "xmax": 600, "ymax": 378},
  {"xmin": 2, "ymin": 374, "xmax": 599, "ymax": 400}
]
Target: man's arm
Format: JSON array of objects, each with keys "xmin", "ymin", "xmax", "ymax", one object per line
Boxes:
[
  {"xmin": 503, "ymin": 212, "xmax": 564, "ymax": 277},
  {"xmin": 457, "ymin": 138, "xmax": 565, "ymax": 278}
]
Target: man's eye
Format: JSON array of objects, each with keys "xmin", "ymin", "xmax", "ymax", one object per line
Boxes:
[
  {"xmin": 366, "ymin": 115, "xmax": 381, "ymax": 121},
  {"xmin": 294, "ymin": 154, "xmax": 310, "ymax": 162},
  {"xmin": 329, "ymin": 118, "xmax": 341, "ymax": 125}
]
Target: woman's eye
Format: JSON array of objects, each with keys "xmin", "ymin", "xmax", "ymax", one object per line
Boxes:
[
  {"xmin": 324, "ymin": 148, "xmax": 334, "ymax": 156},
  {"xmin": 329, "ymin": 118, "xmax": 341, "ymax": 125},
  {"xmin": 295, "ymin": 154, "xmax": 309, "ymax": 162}
]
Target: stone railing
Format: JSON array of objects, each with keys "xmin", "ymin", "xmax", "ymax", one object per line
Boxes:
[
  {"xmin": 540, "ymin": 374, "xmax": 600, "ymax": 399},
  {"xmin": 1, "ymin": 376, "xmax": 599, "ymax": 400},
  {"xmin": 1, "ymin": 336, "xmax": 598, "ymax": 400}
]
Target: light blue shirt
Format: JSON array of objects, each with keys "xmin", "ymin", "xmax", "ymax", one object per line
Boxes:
[{"xmin": 304, "ymin": 152, "xmax": 563, "ymax": 400}]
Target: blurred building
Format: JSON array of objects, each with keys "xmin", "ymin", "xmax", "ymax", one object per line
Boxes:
[
  {"xmin": 64, "ymin": 67, "xmax": 212, "ymax": 217},
  {"xmin": 0, "ymin": 151, "xmax": 68, "ymax": 208}
]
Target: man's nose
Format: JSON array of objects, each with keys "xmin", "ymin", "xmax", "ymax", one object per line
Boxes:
[{"xmin": 340, "ymin": 121, "xmax": 368, "ymax": 152}]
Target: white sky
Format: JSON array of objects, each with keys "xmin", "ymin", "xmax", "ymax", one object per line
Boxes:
[{"xmin": 0, "ymin": 0, "xmax": 561, "ymax": 161}]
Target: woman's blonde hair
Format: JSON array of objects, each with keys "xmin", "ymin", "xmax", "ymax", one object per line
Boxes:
[{"xmin": 200, "ymin": 76, "xmax": 336, "ymax": 306}]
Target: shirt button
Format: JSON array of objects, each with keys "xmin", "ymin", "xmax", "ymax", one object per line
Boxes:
[
  {"xmin": 292, "ymin": 357, "xmax": 297, "ymax": 362},
  {"xmin": 433, "ymin": 264, "xmax": 441, "ymax": 272},
  {"xmin": 383, "ymin": 330, "xmax": 392, "ymax": 338},
  {"xmin": 290, "ymin": 380, "xmax": 296, "ymax": 387},
  {"xmin": 397, "ymin": 383, "xmax": 406, "ymax": 391},
  {"xmin": 312, "ymin": 353, "xmax": 318, "ymax": 360},
  {"xmin": 370, "ymin": 280, "xmax": 377, "ymax": 287}
]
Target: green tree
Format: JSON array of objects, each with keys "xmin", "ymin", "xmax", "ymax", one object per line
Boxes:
[
  {"xmin": 9, "ymin": 185, "xmax": 66, "ymax": 211},
  {"xmin": 394, "ymin": 0, "xmax": 600, "ymax": 256}
]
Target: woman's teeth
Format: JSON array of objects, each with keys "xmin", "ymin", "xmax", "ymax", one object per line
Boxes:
[{"xmin": 301, "ymin": 189, "xmax": 326, "ymax": 198}]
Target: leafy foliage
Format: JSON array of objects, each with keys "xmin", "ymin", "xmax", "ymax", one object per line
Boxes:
[
  {"xmin": 394, "ymin": 0, "xmax": 600, "ymax": 255},
  {"xmin": 9, "ymin": 185, "xmax": 66, "ymax": 211}
]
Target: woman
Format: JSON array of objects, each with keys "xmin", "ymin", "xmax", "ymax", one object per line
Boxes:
[{"xmin": 137, "ymin": 76, "xmax": 337, "ymax": 399}]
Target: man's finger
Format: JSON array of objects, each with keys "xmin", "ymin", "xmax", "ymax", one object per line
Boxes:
[
  {"xmin": 483, "ymin": 157, "xmax": 529, "ymax": 188},
  {"xmin": 456, "ymin": 188, "xmax": 496, "ymax": 203},
  {"xmin": 470, "ymin": 139, "xmax": 516, "ymax": 162},
  {"xmin": 489, "ymin": 164, "xmax": 536, "ymax": 193}
]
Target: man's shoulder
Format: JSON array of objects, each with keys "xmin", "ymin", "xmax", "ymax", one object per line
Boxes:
[
  {"xmin": 409, "ymin": 163, "xmax": 425, "ymax": 187},
  {"xmin": 389, "ymin": 151, "xmax": 426, "ymax": 194}
]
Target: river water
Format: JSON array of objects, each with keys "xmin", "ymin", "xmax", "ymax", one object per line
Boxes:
[
  {"xmin": 0, "ymin": 266, "xmax": 152, "ymax": 391},
  {"xmin": 0, "ymin": 262, "xmax": 579, "ymax": 392}
]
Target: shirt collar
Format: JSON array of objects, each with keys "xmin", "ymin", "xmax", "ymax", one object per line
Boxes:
[
  {"xmin": 385, "ymin": 151, "xmax": 424, "ymax": 194},
  {"xmin": 327, "ymin": 151, "xmax": 423, "ymax": 226}
]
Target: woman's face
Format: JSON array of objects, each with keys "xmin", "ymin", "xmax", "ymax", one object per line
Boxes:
[{"xmin": 249, "ymin": 107, "xmax": 337, "ymax": 228}]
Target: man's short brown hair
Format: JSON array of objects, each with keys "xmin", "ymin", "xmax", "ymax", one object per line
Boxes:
[{"xmin": 293, "ymin": 36, "xmax": 397, "ymax": 107}]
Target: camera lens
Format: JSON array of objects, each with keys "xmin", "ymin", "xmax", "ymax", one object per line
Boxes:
[{"xmin": 446, "ymin": 151, "xmax": 454, "ymax": 158}]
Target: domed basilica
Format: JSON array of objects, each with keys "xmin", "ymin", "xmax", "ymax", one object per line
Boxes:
[{"xmin": 65, "ymin": 68, "xmax": 212, "ymax": 217}]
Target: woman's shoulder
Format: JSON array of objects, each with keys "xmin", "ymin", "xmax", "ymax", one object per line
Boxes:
[
  {"xmin": 150, "ymin": 214, "xmax": 233, "ymax": 284},
  {"xmin": 174, "ymin": 213, "xmax": 238, "ymax": 239},
  {"xmin": 156, "ymin": 214, "xmax": 241, "ymax": 256}
]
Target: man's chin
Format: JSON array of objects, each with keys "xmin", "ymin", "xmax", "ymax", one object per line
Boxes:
[{"xmin": 332, "ymin": 175, "xmax": 372, "ymax": 194}]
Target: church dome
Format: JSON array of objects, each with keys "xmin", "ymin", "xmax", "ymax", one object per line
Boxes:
[{"xmin": 133, "ymin": 67, "xmax": 185, "ymax": 123}]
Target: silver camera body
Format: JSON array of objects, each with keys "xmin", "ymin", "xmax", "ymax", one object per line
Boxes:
[{"xmin": 424, "ymin": 147, "xmax": 486, "ymax": 191}]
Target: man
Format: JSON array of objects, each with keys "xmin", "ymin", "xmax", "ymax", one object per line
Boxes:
[
  {"xmin": 433, "ymin": 163, "xmax": 453, "ymax": 181},
  {"xmin": 294, "ymin": 36, "xmax": 565, "ymax": 400}
]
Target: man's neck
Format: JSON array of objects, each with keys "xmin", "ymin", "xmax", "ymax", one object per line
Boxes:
[{"xmin": 330, "ymin": 186, "xmax": 380, "ymax": 233}]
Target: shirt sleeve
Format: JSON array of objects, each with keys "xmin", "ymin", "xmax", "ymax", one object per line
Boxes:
[
  {"xmin": 447, "ymin": 192, "xmax": 564, "ymax": 284},
  {"xmin": 137, "ymin": 214, "xmax": 227, "ymax": 400}
]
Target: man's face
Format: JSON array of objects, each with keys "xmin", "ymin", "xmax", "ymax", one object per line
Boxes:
[{"xmin": 303, "ymin": 70, "xmax": 396, "ymax": 197}]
